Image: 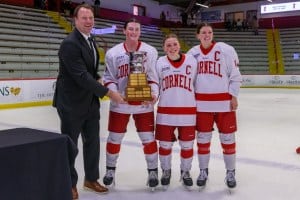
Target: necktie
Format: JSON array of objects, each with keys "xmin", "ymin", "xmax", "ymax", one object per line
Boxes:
[
  {"xmin": 88, "ymin": 37, "xmax": 94, "ymax": 49},
  {"xmin": 88, "ymin": 37, "xmax": 97, "ymax": 68}
]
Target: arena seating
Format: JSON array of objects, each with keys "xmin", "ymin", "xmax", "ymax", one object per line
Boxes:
[
  {"xmin": 0, "ymin": 3, "xmax": 299, "ymax": 78},
  {"xmin": 0, "ymin": 3, "xmax": 165, "ymax": 78},
  {"xmin": 0, "ymin": 3, "xmax": 65, "ymax": 78},
  {"xmin": 279, "ymin": 27, "xmax": 300, "ymax": 74}
]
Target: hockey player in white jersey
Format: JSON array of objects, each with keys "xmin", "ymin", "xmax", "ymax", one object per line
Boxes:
[
  {"xmin": 102, "ymin": 18, "xmax": 159, "ymax": 190},
  {"xmin": 187, "ymin": 23, "xmax": 242, "ymax": 190},
  {"xmin": 155, "ymin": 33, "xmax": 197, "ymax": 190}
]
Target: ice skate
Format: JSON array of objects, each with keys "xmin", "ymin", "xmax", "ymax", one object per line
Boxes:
[
  {"xmin": 225, "ymin": 169, "xmax": 236, "ymax": 193},
  {"xmin": 103, "ymin": 167, "xmax": 115, "ymax": 187},
  {"xmin": 147, "ymin": 169, "xmax": 159, "ymax": 191},
  {"xmin": 160, "ymin": 169, "xmax": 171, "ymax": 190},
  {"xmin": 180, "ymin": 171, "xmax": 193, "ymax": 190},
  {"xmin": 197, "ymin": 168, "xmax": 208, "ymax": 190}
]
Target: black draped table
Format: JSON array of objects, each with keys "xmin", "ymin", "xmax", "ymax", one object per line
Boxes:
[{"xmin": 0, "ymin": 128, "xmax": 77, "ymax": 200}]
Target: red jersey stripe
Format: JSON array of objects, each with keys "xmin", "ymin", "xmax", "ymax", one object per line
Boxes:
[
  {"xmin": 195, "ymin": 93, "xmax": 232, "ymax": 101},
  {"xmin": 157, "ymin": 106, "xmax": 196, "ymax": 114}
]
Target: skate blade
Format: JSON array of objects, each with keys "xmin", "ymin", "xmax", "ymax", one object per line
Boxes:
[
  {"xmin": 106, "ymin": 184, "xmax": 115, "ymax": 188},
  {"xmin": 149, "ymin": 186, "xmax": 157, "ymax": 192},
  {"xmin": 227, "ymin": 187, "xmax": 236, "ymax": 194},
  {"xmin": 162, "ymin": 185, "xmax": 169, "ymax": 191},
  {"xmin": 198, "ymin": 185, "xmax": 206, "ymax": 191},
  {"xmin": 183, "ymin": 184, "xmax": 193, "ymax": 191}
]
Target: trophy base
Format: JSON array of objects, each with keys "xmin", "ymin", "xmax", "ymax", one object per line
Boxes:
[
  {"xmin": 126, "ymin": 71, "xmax": 152, "ymax": 101},
  {"xmin": 125, "ymin": 86, "xmax": 152, "ymax": 101}
]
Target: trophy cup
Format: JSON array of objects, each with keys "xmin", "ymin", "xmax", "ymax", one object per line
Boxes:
[{"xmin": 125, "ymin": 51, "xmax": 152, "ymax": 101}]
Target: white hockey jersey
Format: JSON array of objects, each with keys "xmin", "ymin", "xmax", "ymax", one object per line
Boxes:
[
  {"xmin": 103, "ymin": 41, "xmax": 159, "ymax": 114},
  {"xmin": 187, "ymin": 42, "xmax": 242, "ymax": 112},
  {"xmin": 156, "ymin": 54, "xmax": 197, "ymax": 126}
]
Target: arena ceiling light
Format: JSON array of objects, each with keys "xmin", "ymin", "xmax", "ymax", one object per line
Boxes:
[{"xmin": 196, "ymin": 3, "xmax": 209, "ymax": 8}]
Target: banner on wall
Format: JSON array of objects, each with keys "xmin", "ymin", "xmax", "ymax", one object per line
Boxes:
[
  {"xmin": 200, "ymin": 10, "xmax": 222, "ymax": 22},
  {"xmin": 0, "ymin": 79, "xmax": 56, "ymax": 104},
  {"xmin": 242, "ymin": 75, "xmax": 300, "ymax": 87},
  {"xmin": 261, "ymin": 2, "xmax": 300, "ymax": 14}
]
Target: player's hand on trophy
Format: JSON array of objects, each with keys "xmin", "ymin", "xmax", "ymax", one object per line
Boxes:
[
  {"xmin": 107, "ymin": 90, "xmax": 126, "ymax": 104},
  {"xmin": 142, "ymin": 94, "xmax": 158, "ymax": 106}
]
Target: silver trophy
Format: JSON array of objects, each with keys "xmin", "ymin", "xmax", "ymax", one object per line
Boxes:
[
  {"xmin": 126, "ymin": 51, "xmax": 152, "ymax": 101},
  {"xmin": 129, "ymin": 51, "xmax": 145, "ymax": 73}
]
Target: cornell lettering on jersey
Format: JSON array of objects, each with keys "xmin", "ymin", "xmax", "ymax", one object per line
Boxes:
[
  {"xmin": 117, "ymin": 64, "xmax": 129, "ymax": 79},
  {"xmin": 197, "ymin": 61, "xmax": 222, "ymax": 77},
  {"xmin": 162, "ymin": 74, "xmax": 192, "ymax": 91}
]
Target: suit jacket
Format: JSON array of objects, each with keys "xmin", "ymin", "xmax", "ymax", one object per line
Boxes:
[{"xmin": 53, "ymin": 28, "xmax": 108, "ymax": 116}]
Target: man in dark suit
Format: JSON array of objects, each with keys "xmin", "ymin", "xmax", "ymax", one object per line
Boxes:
[{"xmin": 53, "ymin": 4, "xmax": 124, "ymax": 199}]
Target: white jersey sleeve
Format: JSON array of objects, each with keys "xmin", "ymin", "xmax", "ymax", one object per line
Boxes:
[
  {"xmin": 142, "ymin": 44, "xmax": 159, "ymax": 97},
  {"xmin": 219, "ymin": 42, "xmax": 242, "ymax": 97},
  {"xmin": 103, "ymin": 45, "xmax": 121, "ymax": 92}
]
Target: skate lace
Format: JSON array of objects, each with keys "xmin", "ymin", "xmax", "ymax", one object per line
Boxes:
[
  {"xmin": 105, "ymin": 169, "xmax": 115, "ymax": 178},
  {"xmin": 198, "ymin": 169, "xmax": 208, "ymax": 181},
  {"xmin": 162, "ymin": 169, "xmax": 171, "ymax": 179},
  {"xmin": 181, "ymin": 171, "xmax": 191, "ymax": 180},
  {"xmin": 148, "ymin": 170, "xmax": 158, "ymax": 181},
  {"xmin": 225, "ymin": 170, "xmax": 235, "ymax": 182}
]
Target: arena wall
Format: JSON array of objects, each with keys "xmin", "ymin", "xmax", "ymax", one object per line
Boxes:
[{"xmin": 1, "ymin": 76, "xmax": 300, "ymax": 108}]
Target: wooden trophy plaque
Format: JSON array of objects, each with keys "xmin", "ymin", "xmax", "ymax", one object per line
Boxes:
[{"xmin": 125, "ymin": 51, "xmax": 152, "ymax": 101}]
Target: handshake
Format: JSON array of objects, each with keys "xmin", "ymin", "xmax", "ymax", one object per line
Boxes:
[{"xmin": 106, "ymin": 90, "xmax": 125, "ymax": 104}]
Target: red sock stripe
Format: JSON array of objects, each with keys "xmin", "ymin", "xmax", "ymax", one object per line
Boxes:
[
  {"xmin": 159, "ymin": 147, "xmax": 172, "ymax": 156},
  {"xmin": 221, "ymin": 143, "xmax": 236, "ymax": 154},
  {"xmin": 106, "ymin": 142, "xmax": 121, "ymax": 154},
  {"xmin": 197, "ymin": 142, "xmax": 211, "ymax": 154},
  {"xmin": 181, "ymin": 149, "xmax": 193, "ymax": 158},
  {"xmin": 143, "ymin": 141, "xmax": 158, "ymax": 154}
]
